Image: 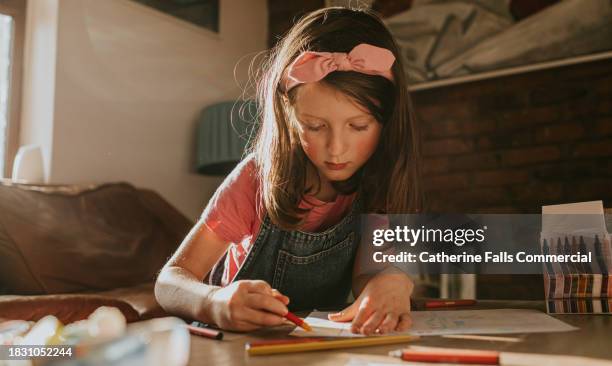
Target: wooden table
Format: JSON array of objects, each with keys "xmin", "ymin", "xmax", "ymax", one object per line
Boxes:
[{"xmin": 187, "ymin": 300, "xmax": 612, "ymax": 365}]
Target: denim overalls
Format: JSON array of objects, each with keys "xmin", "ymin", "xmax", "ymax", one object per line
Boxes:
[{"xmin": 210, "ymin": 197, "xmax": 362, "ymax": 311}]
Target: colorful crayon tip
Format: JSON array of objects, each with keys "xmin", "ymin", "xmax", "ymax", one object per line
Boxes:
[
  {"xmin": 284, "ymin": 311, "xmax": 312, "ymax": 332},
  {"xmin": 301, "ymin": 322, "xmax": 312, "ymax": 332}
]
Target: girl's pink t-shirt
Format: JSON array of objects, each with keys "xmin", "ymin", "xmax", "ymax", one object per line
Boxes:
[{"xmin": 201, "ymin": 156, "xmax": 356, "ymax": 286}]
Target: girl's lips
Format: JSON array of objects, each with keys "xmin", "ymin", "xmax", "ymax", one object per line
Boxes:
[{"xmin": 325, "ymin": 162, "xmax": 348, "ymax": 170}]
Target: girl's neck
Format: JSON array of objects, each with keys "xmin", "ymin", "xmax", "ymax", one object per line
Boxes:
[
  {"xmin": 312, "ymin": 180, "xmax": 337, "ymax": 202},
  {"xmin": 306, "ymin": 165, "xmax": 338, "ymax": 202}
]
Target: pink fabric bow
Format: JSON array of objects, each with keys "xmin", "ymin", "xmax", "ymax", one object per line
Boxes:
[{"xmin": 282, "ymin": 43, "xmax": 396, "ymax": 91}]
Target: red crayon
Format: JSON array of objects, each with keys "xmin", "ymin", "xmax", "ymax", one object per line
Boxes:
[
  {"xmin": 390, "ymin": 348, "xmax": 499, "ymax": 365},
  {"xmin": 425, "ymin": 299, "xmax": 477, "ymax": 309},
  {"xmin": 284, "ymin": 311, "xmax": 312, "ymax": 331}
]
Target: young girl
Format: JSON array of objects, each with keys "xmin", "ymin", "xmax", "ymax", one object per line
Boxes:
[{"xmin": 155, "ymin": 7, "xmax": 421, "ymax": 335}]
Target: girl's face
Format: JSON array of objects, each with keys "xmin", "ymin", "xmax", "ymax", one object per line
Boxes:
[{"xmin": 291, "ymin": 81, "xmax": 382, "ymax": 184}]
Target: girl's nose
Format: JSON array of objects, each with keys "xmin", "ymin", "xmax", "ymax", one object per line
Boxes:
[{"xmin": 327, "ymin": 130, "xmax": 347, "ymax": 157}]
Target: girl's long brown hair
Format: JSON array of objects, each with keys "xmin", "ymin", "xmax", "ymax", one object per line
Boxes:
[{"xmin": 250, "ymin": 7, "xmax": 422, "ymax": 230}]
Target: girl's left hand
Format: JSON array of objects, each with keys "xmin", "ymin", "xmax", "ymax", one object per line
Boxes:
[{"xmin": 328, "ymin": 271, "xmax": 413, "ymax": 335}]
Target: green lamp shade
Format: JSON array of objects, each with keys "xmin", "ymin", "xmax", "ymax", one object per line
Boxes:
[{"xmin": 196, "ymin": 100, "xmax": 258, "ymax": 175}]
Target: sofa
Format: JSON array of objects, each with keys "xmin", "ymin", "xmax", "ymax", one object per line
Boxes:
[{"xmin": 0, "ymin": 181, "xmax": 193, "ymax": 324}]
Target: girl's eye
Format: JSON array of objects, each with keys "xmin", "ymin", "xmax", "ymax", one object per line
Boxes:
[
  {"xmin": 304, "ymin": 123, "xmax": 325, "ymax": 131},
  {"xmin": 351, "ymin": 124, "xmax": 369, "ymax": 131}
]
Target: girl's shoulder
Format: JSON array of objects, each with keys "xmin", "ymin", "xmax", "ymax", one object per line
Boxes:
[
  {"xmin": 212, "ymin": 154, "xmax": 261, "ymax": 203},
  {"xmin": 226, "ymin": 153, "xmax": 258, "ymax": 184},
  {"xmin": 200, "ymin": 154, "xmax": 262, "ymax": 243}
]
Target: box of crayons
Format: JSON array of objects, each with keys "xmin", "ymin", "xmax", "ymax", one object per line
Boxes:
[{"xmin": 540, "ymin": 201, "xmax": 612, "ymax": 314}]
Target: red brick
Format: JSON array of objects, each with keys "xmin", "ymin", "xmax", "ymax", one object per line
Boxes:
[
  {"xmin": 472, "ymin": 120, "xmax": 497, "ymax": 135},
  {"xmin": 424, "ymin": 120, "xmax": 461, "ymax": 138},
  {"xmin": 451, "ymin": 188, "xmax": 512, "ymax": 208},
  {"xmin": 551, "ymin": 59, "xmax": 612, "ymax": 80},
  {"xmin": 473, "ymin": 170, "xmax": 530, "ymax": 187},
  {"xmin": 415, "ymin": 102, "xmax": 473, "ymax": 123},
  {"xmin": 425, "ymin": 119, "xmax": 496, "ymax": 138},
  {"xmin": 533, "ymin": 160, "xmax": 612, "ymax": 181},
  {"xmin": 531, "ymin": 164, "xmax": 564, "ymax": 180},
  {"xmin": 501, "ymin": 146, "xmax": 561, "ymax": 166},
  {"xmin": 424, "ymin": 187, "xmax": 511, "ymax": 212},
  {"xmin": 594, "ymin": 74, "xmax": 612, "ymax": 94},
  {"xmin": 562, "ymin": 96, "xmax": 599, "ymax": 120},
  {"xmin": 414, "ymin": 83, "xmax": 497, "ymax": 104},
  {"xmin": 569, "ymin": 179, "xmax": 612, "ymax": 202},
  {"xmin": 423, "ymin": 138, "xmax": 473, "ymax": 157},
  {"xmin": 476, "ymin": 206, "xmax": 522, "ymax": 214},
  {"xmin": 476, "ymin": 136, "xmax": 493, "ymax": 150},
  {"xmin": 529, "ymin": 86, "xmax": 588, "ymax": 106},
  {"xmin": 477, "ymin": 92, "xmax": 527, "ymax": 111},
  {"xmin": 573, "ymin": 140, "xmax": 612, "ymax": 158},
  {"xmin": 476, "ymin": 134, "xmax": 534, "ymax": 150},
  {"xmin": 510, "ymin": 182, "xmax": 563, "ymax": 204},
  {"xmin": 598, "ymin": 98, "xmax": 612, "ymax": 115},
  {"xmin": 510, "ymin": 132, "xmax": 535, "ymax": 147},
  {"xmin": 452, "ymin": 152, "xmax": 500, "ymax": 171},
  {"xmin": 268, "ymin": 0, "xmax": 324, "ymax": 47},
  {"xmin": 422, "ymin": 157, "xmax": 449, "ymax": 175},
  {"xmin": 423, "ymin": 173, "xmax": 470, "ymax": 191},
  {"xmin": 424, "ymin": 200, "xmax": 454, "ymax": 213},
  {"xmin": 528, "ymin": 106, "xmax": 563, "ymax": 124},
  {"xmin": 596, "ymin": 117, "xmax": 612, "ymax": 136},
  {"xmin": 535, "ymin": 124, "xmax": 584, "ymax": 143},
  {"xmin": 571, "ymin": 160, "xmax": 612, "ymax": 178},
  {"xmin": 497, "ymin": 106, "xmax": 560, "ymax": 130}
]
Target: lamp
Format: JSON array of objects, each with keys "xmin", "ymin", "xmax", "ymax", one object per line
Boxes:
[
  {"xmin": 12, "ymin": 145, "xmax": 45, "ymax": 183},
  {"xmin": 196, "ymin": 100, "xmax": 258, "ymax": 175}
]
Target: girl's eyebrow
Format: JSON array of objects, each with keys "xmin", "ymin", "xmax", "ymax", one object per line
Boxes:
[
  {"xmin": 298, "ymin": 113, "xmax": 327, "ymax": 121},
  {"xmin": 298, "ymin": 113, "xmax": 371, "ymax": 122}
]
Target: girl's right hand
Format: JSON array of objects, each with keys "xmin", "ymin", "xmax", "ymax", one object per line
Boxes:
[{"xmin": 207, "ymin": 280, "xmax": 290, "ymax": 331}]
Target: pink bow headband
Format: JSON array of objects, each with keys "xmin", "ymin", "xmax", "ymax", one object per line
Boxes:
[{"xmin": 281, "ymin": 43, "xmax": 396, "ymax": 92}]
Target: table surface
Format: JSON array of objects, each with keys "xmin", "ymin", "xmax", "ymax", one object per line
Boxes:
[{"xmin": 187, "ymin": 300, "xmax": 612, "ymax": 366}]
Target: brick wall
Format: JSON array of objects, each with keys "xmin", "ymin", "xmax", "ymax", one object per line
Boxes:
[
  {"xmin": 413, "ymin": 57, "xmax": 612, "ymax": 214},
  {"xmin": 268, "ymin": 0, "xmax": 324, "ymax": 47},
  {"xmin": 412, "ymin": 57, "xmax": 612, "ymax": 299}
]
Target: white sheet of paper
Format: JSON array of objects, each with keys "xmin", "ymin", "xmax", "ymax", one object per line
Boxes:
[
  {"xmin": 542, "ymin": 201, "xmax": 604, "ymax": 215},
  {"xmin": 542, "ymin": 200, "xmax": 606, "ymax": 234},
  {"xmin": 290, "ymin": 309, "xmax": 577, "ymax": 337}
]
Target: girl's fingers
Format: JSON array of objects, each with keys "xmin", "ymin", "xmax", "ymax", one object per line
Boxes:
[
  {"xmin": 240, "ymin": 307, "xmax": 286, "ymax": 327},
  {"xmin": 271, "ymin": 289, "xmax": 290, "ymax": 305},
  {"xmin": 350, "ymin": 298, "xmax": 375, "ymax": 333},
  {"xmin": 395, "ymin": 313, "xmax": 412, "ymax": 331},
  {"xmin": 244, "ymin": 280, "xmax": 273, "ymax": 294},
  {"xmin": 246, "ymin": 292, "xmax": 289, "ymax": 316},
  {"xmin": 233, "ymin": 320, "xmax": 260, "ymax": 332},
  {"xmin": 328, "ymin": 301, "xmax": 358, "ymax": 322},
  {"xmin": 378, "ymin": 312, "xmax": 399, "ymax": 334},
  {"xmin": 248, "ymin": 281, "xmax": 290, "ymax": 305},
  {"xmin": 359, "ymin": 310, "xmax": 385, "ymax": 335}
]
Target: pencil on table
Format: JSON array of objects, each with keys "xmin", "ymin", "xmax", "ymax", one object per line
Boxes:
[{"xmin": 246, "ymin": 335, "xmax": 420, "ymax": 356}]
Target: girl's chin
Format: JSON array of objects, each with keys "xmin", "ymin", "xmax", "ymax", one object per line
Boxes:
[{"xmin": 322, "ymin": 170, "xmax": 353, "ymax": 181}]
